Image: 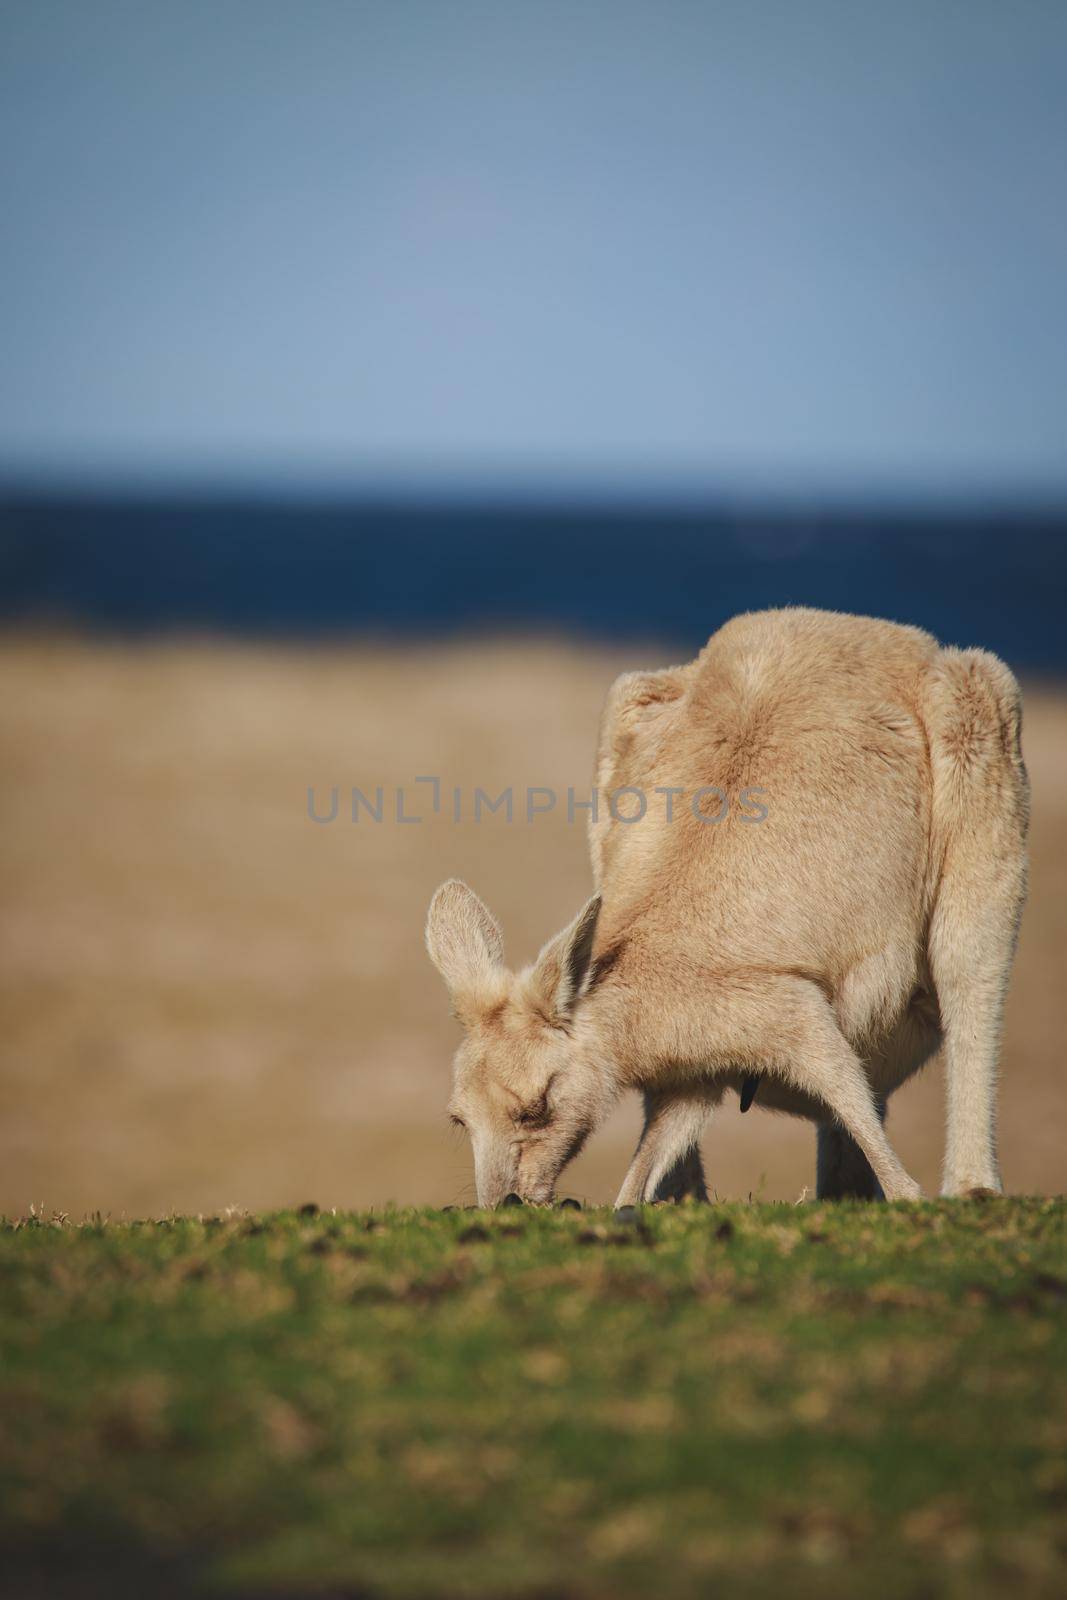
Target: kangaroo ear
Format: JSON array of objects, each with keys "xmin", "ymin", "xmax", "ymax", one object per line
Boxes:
[
  {"xmin": 530, "ymin": 894, "xmax": 602, "ymax": 1024},
  {"xmin": 425, "ymin": 880, "xmax": 505, "ymax": 1004}
]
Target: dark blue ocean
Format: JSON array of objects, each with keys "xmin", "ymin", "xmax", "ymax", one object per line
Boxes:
[{"xmin": 1, "ymin": 493, "xmax": 1064, "ymax": 673}]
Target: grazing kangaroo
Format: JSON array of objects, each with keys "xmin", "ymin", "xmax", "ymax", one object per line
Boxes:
[{"xmin": 426, "ymin": 608, "xmax": 1028, "ymax": 1208}]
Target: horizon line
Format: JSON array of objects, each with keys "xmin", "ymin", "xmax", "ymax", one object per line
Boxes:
[{"xmin": 3, "ymin": 469, "xmax": 1067, "ymax": 519}]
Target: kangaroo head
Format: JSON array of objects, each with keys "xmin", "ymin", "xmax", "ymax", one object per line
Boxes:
[{"xmin": 425, "ymin": 880, "xmax": 611, "ymax": 1207}]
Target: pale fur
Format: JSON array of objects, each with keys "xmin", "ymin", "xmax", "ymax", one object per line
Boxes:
[{"xmin": 426, "ymin": 608, "xmax": 1029, "ymax": 1207}]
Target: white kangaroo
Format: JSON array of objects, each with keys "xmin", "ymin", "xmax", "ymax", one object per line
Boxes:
[{"xmin": 426, "ymin": 608, "xmax": 1029, "ymax": 1208}]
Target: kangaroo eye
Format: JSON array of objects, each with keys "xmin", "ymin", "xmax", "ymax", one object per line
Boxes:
[
  {"xmin": 513, "ymin": 1073, "xmax": 559, "ymax": 1129},
  {"xmin": 514, "ymin": 1100, "xmax": 551, "ymax": 1129}
]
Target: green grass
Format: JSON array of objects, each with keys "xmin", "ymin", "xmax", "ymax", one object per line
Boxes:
[{"xmin": 1, "ymin": 1200, "xmax": 1065, "ymax": 1599}]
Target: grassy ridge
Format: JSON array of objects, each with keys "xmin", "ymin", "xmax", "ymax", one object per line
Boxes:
[{"xmin": 1, "ymin": 1200, "xmax": 1065, "ymax": 1598}]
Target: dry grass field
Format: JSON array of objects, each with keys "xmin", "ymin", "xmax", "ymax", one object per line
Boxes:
[{"xmin": 1, "ymin": 632, "xmax": 1064, "ymax": 1220}]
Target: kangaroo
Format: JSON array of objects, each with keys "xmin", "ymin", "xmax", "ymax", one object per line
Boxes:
[{"xmin": 425, "ymin": 608, "xmax": 1029, "ymax": 1208}]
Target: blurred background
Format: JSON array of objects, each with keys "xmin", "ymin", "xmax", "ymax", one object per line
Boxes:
[{"xmin": 1, "ymin": 1, "xmax": 1065, "ymax": 1216}]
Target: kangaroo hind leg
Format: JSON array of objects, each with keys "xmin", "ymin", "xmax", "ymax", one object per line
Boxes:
[
  {"xmin": 775, "ymin": 983, "xmax": 921, "ymax": 1202},
  {"xmin": 925, "ymin": 649, "xmax": 1029, "ymax": 1196},
  {"xmin": 816, "ymin": 1100, "xmax": 886, "ymax": 1200}
]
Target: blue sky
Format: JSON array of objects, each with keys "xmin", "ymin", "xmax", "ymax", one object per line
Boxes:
[{"xmin": 2, "ymin": 1, "xmax": 1065, "ymax": 498}]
